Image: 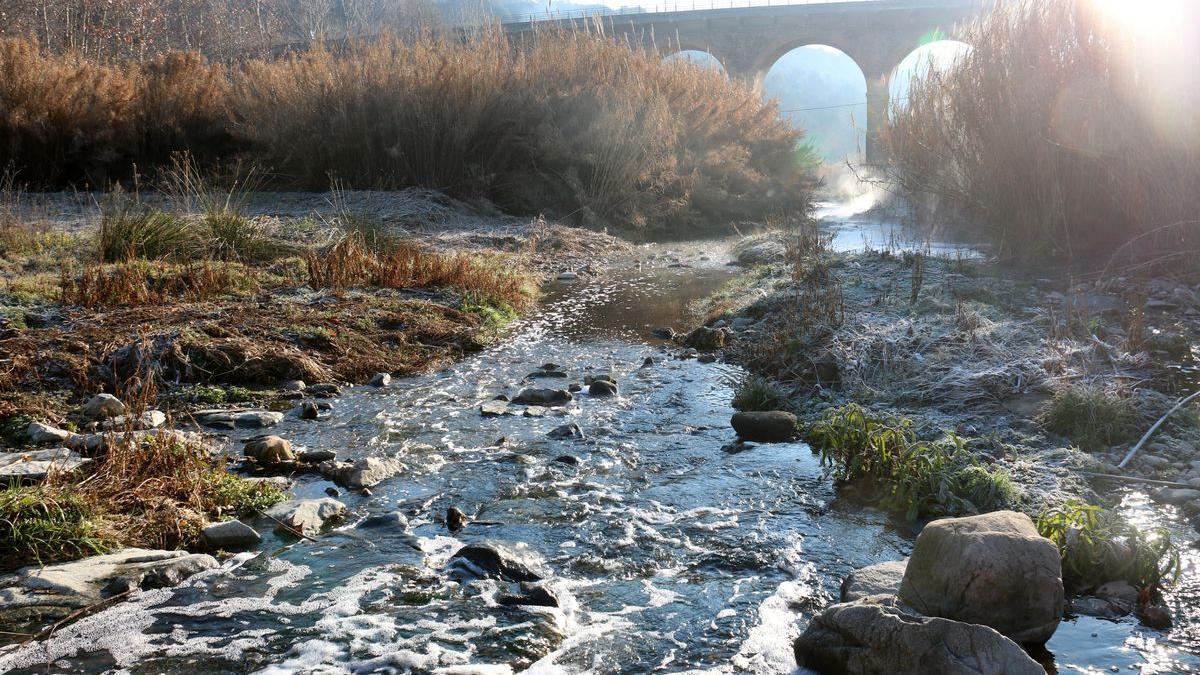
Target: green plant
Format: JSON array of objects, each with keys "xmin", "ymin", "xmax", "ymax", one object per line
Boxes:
[
  {"xmin": 1037, "ymin": 500, "xmax": 1180, "ymax": 592},
  {"xmin": 732, "ymin": 374, "xmax": 791, "ymax": 412},
  {"xmin": 807, "ymin": 404, "xmax": 1019, "ymax": 520},
  {"xmin": 0, "ymin": 485, "xmax": 111, "ymax": 570},
  {"xmin": 97, "ymin": 203, "xmax": 196, "ymax": 263},
  {"xmin": 1039, "ymin": 386, "xmax": 1140, "ymax": 450},
  {"xmin": 200, "ymin": 471, "xmax": 285, "ymax": 520}
]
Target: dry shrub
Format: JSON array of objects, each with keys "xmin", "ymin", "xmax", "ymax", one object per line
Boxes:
[
  {"xmin": 306, "ymin": 231, "xmax": 533, "ymax": 309},
  {"xmin": 884, "ymin": 0, "xmax": 1200, "ymax": 261},
  {"xmin": 61, "ymin": 260, "xmax": 260, "ymax": 308}
]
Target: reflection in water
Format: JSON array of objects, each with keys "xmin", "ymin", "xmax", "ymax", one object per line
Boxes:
[{"xmin": 0, "ymin": 238, "xmax": 1196, "ymax": 674}]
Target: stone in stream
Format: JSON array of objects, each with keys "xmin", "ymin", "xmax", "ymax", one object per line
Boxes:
[
  {"xmin": 307, "ymin": 383, "xmax": 342, "ymax": 398},
  {"xmin": 281, "ymin": 379, "xmax": 307, "ymax": 392},
  {"xmin": 682, "ymin": 326, "xmax": 728, "ymax": 351},
  {"xmin": 547, "ymin": 423, "xmax": 585, "ymax": 441},
  {"xmin": 447, "ymin": 506, "xmax": 469, "ymax": 532},
  {"xmin": 840, "ymin": 559, "xmax": 908, "ymax": 602},
  {"xmin": 0, "ymin": 448, "xmax": 91, "ymax": 483},
  {"xmin": 588, "ymin": 380, "xmax": 618, "ymax": 397},
  {"xmin": 201, "ymin": 520, "xmax": 261, "ymax": 551},
  {"xmin": 1153, "ymin": 487, "xmax": 1200, "ymax": 506},
  {"xmin": 480, "ymin": 400, "xmax": 512, "ymax": 417},
  {"xmin": 1137, "ymin": 602, "xmax": 1173, "ymax": 629},
  {"xmin": 523, "ymin": 406, "xmax": 548, "ymax": 418},
  {"xmin": 325, "ymin": 487, "xmax": 340, "ymax": 497},
  {"xmin": 368, "ymin": 372, "xmax": 391, "ymax": 387},
  {"xmin": 556, "ymin": 271, "xmax": 578, "ymax": 281},
  {"xmin": 553, "ymin": 454, "xmax": 580, "ymax": 465},
  {"xmin": 0, "ymin": 549, "xmax": 218, "ymax": 632},
  {"xmin": 641, "ymin": 357, "xmax": 655, "ymax": 368},
  {"xmin": 526, "ymin": 370, "xmax": 568, "ymax": 380},
  {"xmin": 81, "ymin": 393, "xmax": 125, "ymax": 420},
  {"xmin": 25, "ymin": 421, "xmax": 75, "ymax": 445},
  {"xmin": 651, "ymin": 327, "xmax": 676, "ymax": 340},
  {"xmin": 299, "ymin": 449, "xmax": 337, "ymax": 463},
  {"xmin": 568, "ymin": 383, "xmax": 582, "ymax": 393},
  {"xmin": 730, "ymin": 411, "xmax": 797, "ymax": 442},
  {"xmin": 244, "ymin": 436, "xmax": 296, "ymax": 465},
  {"xmin": 898, "ymin": 510, "xmax": 1063, "ymax": 644},
  {"xmin": 497, "ymin": 582, "xmax": 560, "ymax": 608},
  {"xmin": 793, "ymin": 595, "xmax": 1043, "ymax": 675},
  {"xmin": 447, "ymin": 544, "xmax": 545, "ymax": 583},
  {"xmin": 299, "ymin": 401, "xmax": 321, "ymax": 420},
  {"xmin": 511, "ymin": 388, "xmax": 573, "ymax": 406},
  {"xmin": 358, "ymin": 511, "xmax": 410, "ymax": 531},
  {"xmin": 196, "ymin": 409, "xmax": 283, "ymax": 429},
  {"xmin": 267, "ymin": 498, "xmax": 347, "ymax": 537},
  {"xmin": 320, "ymin": 457, "xmax": 405, "ymax": 489},
  {"xmin": 101, "ymin": 410, "xmax": 167, "ymax": 431}
]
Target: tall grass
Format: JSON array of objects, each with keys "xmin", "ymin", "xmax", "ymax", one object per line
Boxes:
[
  {"xmin": 884, "ymin": 0, "xmax": 1200, "ymax": 261},
  {"xmin": 0, "ymin": 30, "xmax": 811, "ymax": 236}
]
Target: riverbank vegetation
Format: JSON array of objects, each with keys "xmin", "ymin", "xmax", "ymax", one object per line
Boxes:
[
  {"xmin": 884, "ymin": 0, "xmax": 1200, "ymax": 261},
  {"xmin": 0, "ymin": 28, "xmax": 812, "ymax": 238}
]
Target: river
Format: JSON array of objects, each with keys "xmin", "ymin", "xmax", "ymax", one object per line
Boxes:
[{"xmin": 1, "ymin": 216, "xmax": 1197, "ymax": 674}]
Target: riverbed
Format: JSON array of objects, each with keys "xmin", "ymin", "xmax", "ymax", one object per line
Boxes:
[{"xmin": 1, "ymin": 222, "xmax": 1197, "ymax": 674}]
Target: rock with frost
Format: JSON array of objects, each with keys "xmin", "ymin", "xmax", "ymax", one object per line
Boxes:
[
  {"xmin": 0, "ymin": 448, "xmax": 90, "ymax": 482},
  {"xmin": 25, "ymin": 422, "xmax": 75, "ymax": 445},
  {"xmin": 81, "ymin": 393, "xmax": 125, "ymax": 419},
  {"xmin": 898, "ymin": 510, "xmax": 1063, "ymax": 643},
  {"xmin": 794, "ymin": 595, "xmax": 1043, "ymax": 675}
]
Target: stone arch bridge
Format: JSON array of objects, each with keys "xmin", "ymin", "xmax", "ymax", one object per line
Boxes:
[{"xmin": 503, "ymin": 0, "xmax": 990, "ymax": 161}]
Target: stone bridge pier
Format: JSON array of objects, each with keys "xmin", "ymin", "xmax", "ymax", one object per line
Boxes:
[{"xmin": 505, "ymin": 0, "xmax": 986, "ymax": 163}]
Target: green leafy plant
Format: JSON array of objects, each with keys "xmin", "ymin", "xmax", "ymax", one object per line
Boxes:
[
  {"xmin": 1036, "ymin": 500, "xmax": 1180, "ymax": 592},
  {"xmin": 1039, "ymin": 386, "xmax": 1140, "ymax": 450},
  {"xmin": 0, "ymin": 485, "xmax": 111, "ymax": 570},
  {"xmin": 97, "ymin": 203, "xmax": 197, "ymax": 263},
  {"xmin": 807, "ymin": 404, "xmax": 1019, "ymax": 520}
]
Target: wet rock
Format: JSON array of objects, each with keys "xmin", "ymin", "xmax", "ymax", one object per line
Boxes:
[
  {"xmin": 794, "ymin": 596, "xmax": 1043, "ymax": 675},
  {"xmin": 480, "ymin": 400, "xmax": 512, "ymax": 417},
  {"xmin": 527, "ymin": 370, "xmax": 568, "ymax": 380},
  {"xmin": 321, "ymin": 457, "xmax": 404, "ymax": 489},
  {"xmin": 553, "ymin": 455, "xmax": 580, "ymax": 465},
  {"xmin": 196, "ymin": 409, "xmax": 283, "ymax": 429},
  {"xmin": 898, "ymin": 510, "xmax": 1063, "ymax": 644},
  {"xmin": 267, "ymin": 498, "xmax": 347, "ymax": 536},
  {"xmin": 1094, "ymin": 580, "xmax": 1138, "ymax": 613},
  {"xmin": 651, "ymin": 327, "xmax": 676, "ymax": 340},
  {"xmin": 540, "ymin": 363, "xmax": 559, "ymax": 371},
  {"xmin": 0, "ymin": 549, "xmax": 217, "ymax": 633},
  {"xmin": 25, "ymin": 422, "xmax": 75, "ymax": 445},
  {"xmin": 358, "ymin": 511, "xmax": 409, "ymax": 531},
  {"xmin": 447, "ymin": 506, "xmax": 469, "ymax": 532},
  {"xmin": 568, "ymin": 383, "xmax": 582, "ymax": 393},
  {"xmin": 583, "ymin": 374, "xmax": 615, "ymax": 386},
  {"xmin": 498, "ymin": 582, "xmax": 559, "ymax": 608},
  {"xmin": 588, "ymin": 380, "xmax": 618, "ymax": 397},
  {"xmin": 448, "ymin": 544, "xmax": 545, "ymax": 582},
  {"xmin": 368, "ymin": 372, "xmax": 391, "ymax": 387},
  {"xmin": 1066, "ymin": 596, "xmax": 1129, "ymax": 619},
  {"xmin": 512, "ymin": 388, "xmax": 573, "ymax": 406},
  {"xmin": 0, "ymin": 448, "xmax": 91, "ymax": 483},
  {"xmin": 299, "ymin": 401, "xmax": 321, "ymax": 420},
  {"xmin": 308, "ymin": 383, "xmax": 342, "ymax": 398},
  {"xmin": 243, "ymin": 436, "xmax": 296, "ymax": 465},
  {"xmin": 298, "ymin": 449, "xmax": 335, "ymax": 464},
  {"xmin": 730, "ymin": 411, "xmax": 797, "ymax": 442},
  {"xmin": 682, "ymin": 326, "xmax": 728, "ymax": 351},
  {"xmin": 523, "ymin": 406, "xmax": 548, "ymax": 417},
  {"xmin": 547, "ymin": 423, "xmax": 585, "ymax": 441},
  {"xmin": 641, "ymin": 357, "xmax": 655, "ymax": 368},
  {"xmin": 281, "ymin": 379, "xmax": 307, "ymax": 392},
  {"xmin": 201, "ymin": 520, "xmax": 260, "ymax": 551},
  {"xmin": 1136, "ymin": 603, "xmax": 1173, "ymax": 629},
  {"xmin": 697, "ymin": 354, "xmax": 717, "ymax": 364},
  {"xmin": 720, "ymin": 440, "xmax": 755, "ymax": 454},
  {"xmin": 81, "ymin": 393, "xmax": 126, "ymax": 420},
  {"xmin": 1153, "ymin": 487, "xmax": 1200, "ymax": 506},
  {"xmin": 556, "ymin": 271, "xmax": 578, "ymax": 281},
  {"xmin": 841, "ymin": 559, "xmax": 908, "ymax": 602}
]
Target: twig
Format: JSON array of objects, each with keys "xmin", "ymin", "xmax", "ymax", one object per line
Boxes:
[
  {"xmin": 21, "ymin": 589, "xmax": 134, "ymax": 645},
  {"xmin": 256, "ymin": 508, "xmax": 319, "ymax": 542},
  {"xmin": 1082, "ymin": 472, "xmax": 1195, "ymax": 490},
  {"xmin": 1118, "ymin": 389, "xmax": 1200, "ymax": 469}
]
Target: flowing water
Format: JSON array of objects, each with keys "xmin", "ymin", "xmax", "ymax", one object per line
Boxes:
[{"xmin": 2, "ymin": 225, "xmax": 1198, "ymax": 674}]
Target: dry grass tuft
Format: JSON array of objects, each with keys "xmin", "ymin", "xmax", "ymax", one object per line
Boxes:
[
  {"xmin": 884, "ymin": 0, "xmax": 1200, "ymax": 261},
  {"xmin": 60, "ymin": 260, "xmax": 261, "ymax": 308}
]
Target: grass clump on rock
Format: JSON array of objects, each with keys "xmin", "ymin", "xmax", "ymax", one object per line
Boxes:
[
  {"xmin": 0, "ymin": 485, "xmax": 110, "ymax": 570},
  {"xmin": 807, "ymin": 404, "xmax": 1020, "ymax": 520},
  {"xmin": 1037, "ymin": 499, "xmax": 1180, "ymax": 592},
  {"xmin": 731, "ymin": 374, "xmax": 792, "ymax": 413},
  {"xmin": 1038, "ymin": 386, "xmax": 1141, "ymax": 451}
]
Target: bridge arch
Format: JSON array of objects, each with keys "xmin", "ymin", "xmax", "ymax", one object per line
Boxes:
[
  {"xmin": 664, "ymin": 49, "xmax": 726, "ymax": 73},
  {"xmin": 889, "ymin": 39, "xmax": 973, "ymax": 111},
  {"xmin": 762, "ymin": 44, "xmax": 867, "ymax": 163}
]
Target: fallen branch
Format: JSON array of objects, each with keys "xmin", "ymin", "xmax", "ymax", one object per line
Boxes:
[
  {"xmin": 1118, "ymin": 389, "xmax": 1200, "ymax": 469},
  {"xmin": 21, "ymin": 589, "xmax": 134, "ymax": 645},
  {"xmin": 255, "ymin": 508, "xmax": 319, "ymax": 542},
  {"xmin": 1082, "ymin": 472, "xmax": 1195, "ymax": 490}
]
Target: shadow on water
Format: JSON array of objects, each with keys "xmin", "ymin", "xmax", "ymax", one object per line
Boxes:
[{"xmin": 1, "ymin": 233, "xmax": 1196, "ymax": 674}]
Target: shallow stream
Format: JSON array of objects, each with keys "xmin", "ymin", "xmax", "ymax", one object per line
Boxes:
[{"xmin": 2, "ymin": 218, "xmax": 1198, "ymax": 674}]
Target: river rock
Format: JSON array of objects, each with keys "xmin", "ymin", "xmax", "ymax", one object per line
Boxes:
[
  {"xmin": 480, "ymin": 400, "xmax": 512, "ymax": 417},
  {"xmin": 81, "ymin": 393, "xmax": 125, "ymax": 419},
  {"xmin": 102, "ymin": 410, "xmax": 167, "ymax": 431},
  {"xmin": 527, "ymin": 370, "xmax": 568, "ymax": 380},
  {"xmin": 589, "ymin": 380, "xmax": 618, "ymax": 397},
  {"xmin": 196, "ymin": 409, "xmax": 283, "ymax": 429},
  {"xmin": 523, "ymin": 406, "xmax": 548, "ymax": 417},
  {"xmin": 447, "ymin": 543, "xmax": 546, "ymax": 583},
  {"xmin": 683, "ymin": 326, "xmax": 728, "ymax": 351},
  {"xmin": 497, "ymin": 582, "xmax": 559, "ymax": 608},
  {"xmin": 651, "ymin": 327, "xmax": 676, "ymax": 339},
  {"xmin": 841, "ymin": 559, "xmax": 908, "ymax": 602},
  {"xmin": 320, "ymin": 457, "xmax": 404, "ymax": 489},
  {"xmin": 298, "ymin": 449, "xmax": 336, "ymax": 463},
  {"xmin": 299, "ymin": 401, "xmax": 320, "ymax": 420},
  {"xmin": 730, "ymin": 411, "xmax": 797, "ymax": 442},
  {"xmin": 201, "ymin": 519, "xmax": 261, "ymax": 550},
  {"xmin": 794, "ymin": 595, "xmax": 1043, "ymax": 675},
  {"xmin": 0, "ymin": 549, "xmax": 217, "ymax": 633},
  {"xmin": 267, "ymin": 498, "xmax": 346, "ymax": 536},
  {"xmin": 512, "ymin": 388, "xmax": 573, "ymax": 406},
  {"xmin": 1153, "ymin": 487, "xmax": 1200, "ymax": 506},
  {"xmin": 898, "ymin": 510, "xmax": 1063, "ymax": 644},
  {"xmin": 0, "ymin": 448, "xmax": 91, "ymax": 482},
  {"xmin": 447, "ymin": 506, "xmax": 469, "ymax": 532},
  {"xmin": 368, "ymin": 372, "xmax": 391, "ymax": 387},
  {"xmin": 556, "ymin": 271, "xmax": 578, "ymax": 281},
  {"xmin": 25, "ymin": 422, "xmax": 75, "ymax": 445},
  {"xmin": 736, "ymin": 238, "xmax": 786, "ymax": 266},
  {"xmin": 243, "ymin": 436, "xmax": 296, "ymax": 465},
  {"xmin": 357, "ymin": 511, "xmax": 410, "ymax": 531},
  {"xmin": 281, "ymin": 379, "xmax": 307, "ymax": 392},
  {"xmin": 308, "ymin": 383, "xmax": 343, "ymax": 398},
  {"xmin": 547, "ymin": 423, "xmax": 585, "ymax": 441},
  {"xmin": 245, "ymin": 475, "xmax": 292, "ymax": 491}
]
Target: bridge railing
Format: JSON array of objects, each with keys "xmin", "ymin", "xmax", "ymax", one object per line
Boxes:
[{"xmin": 497, "ymin": 0, "xmax": 882, "ymax": 25}]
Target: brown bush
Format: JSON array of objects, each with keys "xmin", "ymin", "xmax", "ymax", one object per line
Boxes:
[{"xmin": 883, "ymin": 0, "xmax": 1200, "ymax": 262}]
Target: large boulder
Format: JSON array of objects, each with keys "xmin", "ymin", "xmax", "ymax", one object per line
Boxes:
[
  {"xmin": 898, "ymin": 510, "xmax": 1063, "ymax": 644},
  {"xmin": 447, "ymin": 543, "xmax": 547, "ymax": 583},
  {"xmin": 201, "ymin": 519, "xmax": 261, "ymax": 551},
  {"xmin": 794, "ymin": 596, "xmax": 1043, "ymax": 675},
  {"xmin": 0, "ymin": 549, "xmax": 217, "ymax": 633},
  {"xmin": 841, "ymin": 560, "xmax": 907, "ymax": 602},
  {"xmin": 730, "ymin": 411, "xmax": 797, "ymax": 442},
  {"xmin": 243, "ymin": 436, "xmax": 296, "ymax": 465}
]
